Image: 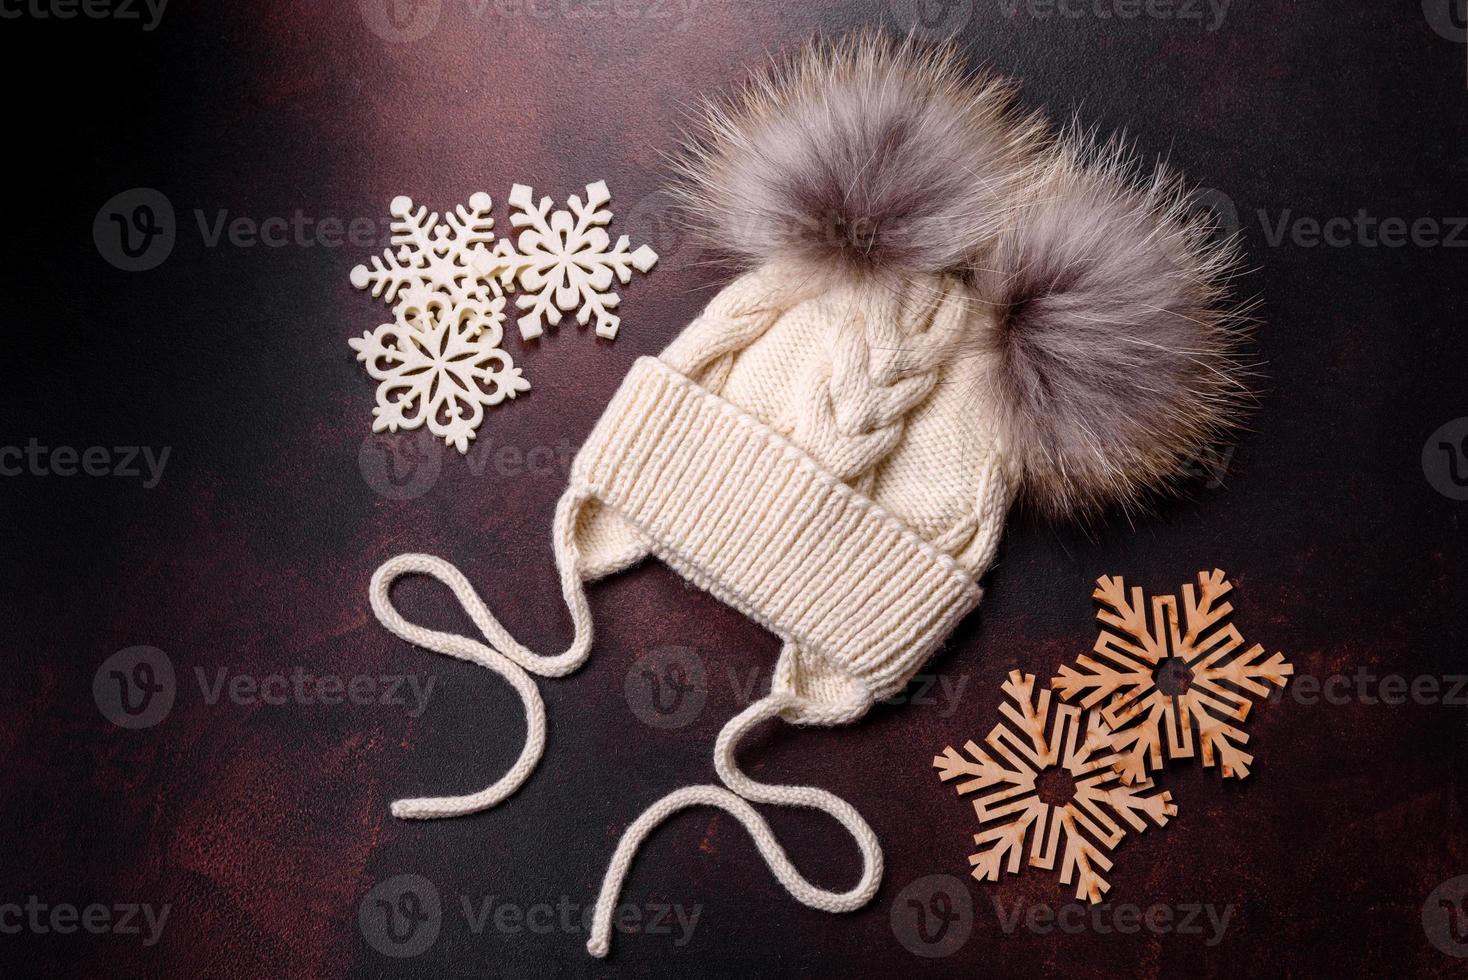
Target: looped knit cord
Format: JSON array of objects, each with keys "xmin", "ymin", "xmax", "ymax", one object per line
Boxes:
[
  {"xmin": 367, "ymin": 490, "xmax": 593, "ymax": 819},
  {"xmin": 587, "ymin": 691, "xmax": 883, "ymax": 958}
]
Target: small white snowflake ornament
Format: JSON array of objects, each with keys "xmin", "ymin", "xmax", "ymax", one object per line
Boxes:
[
  {"xmin": 351, "ymin": 193, "xmax": 501, "ymax": 314},
  {"xmin": 349, "ymin": 296, "xmax": 529, "ymax": 455},
  {"xmin": 482, "ymin": 181, "xmax": 658, "ymax": 341}
]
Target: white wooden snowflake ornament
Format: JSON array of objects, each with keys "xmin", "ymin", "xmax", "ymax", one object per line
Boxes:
[
  {"xmin": 350, "ymin": 192, "xmax": 502, "ymax": 314},
  {"xmin": 349, "ymin": 296, "xmax": 529, "ymax": 455},
  {"xmin": 348, "ymin": 184, "xmax": 657, "ymax": 452},
  {"xmin": 482, "ymin": 181, "xmax": 659, "ymax": 341}
]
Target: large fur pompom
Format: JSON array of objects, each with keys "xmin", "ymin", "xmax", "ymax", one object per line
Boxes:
[
  {"xmin": 972, "ymin": 132, "xmax": 1254, "ymax": 519},
  {"xmin": 674, "ymin": 33, "xmax": 1040, "ymax": 285}
]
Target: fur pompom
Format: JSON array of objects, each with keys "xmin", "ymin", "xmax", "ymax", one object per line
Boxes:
[
  {"xmin": 673, "ymin": 33, "xmax": 1040, "ymax": 284},
  {"xmin": 972, "ymin": 131, "xmax": 1254, "ymax": 519}
]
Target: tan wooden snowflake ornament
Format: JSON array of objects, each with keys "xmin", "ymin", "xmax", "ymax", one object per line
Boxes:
[
  {"xmin": 1052, "ymin": 569, "xmax": 1293, "ymax": 783},
  {"xmin": 934, "ymin": 671, "xmax": 1176, "ymax": 904}
]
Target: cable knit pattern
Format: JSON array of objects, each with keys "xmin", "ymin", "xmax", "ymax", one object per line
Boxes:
[{"xmin": 790, "ymin": 280, "xmax": 970, "ymax": 482}]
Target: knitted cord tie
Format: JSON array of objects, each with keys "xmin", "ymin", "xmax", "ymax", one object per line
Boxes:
[
  {"xmin": 586, "ymin": 692, "xmax": 883, "ymax": 958},
  {"xmin": 367, "ymin": 490, "xmax": 592, "ymax": 820}
]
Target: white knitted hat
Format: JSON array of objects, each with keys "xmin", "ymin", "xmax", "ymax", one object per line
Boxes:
[{"xmin": 367, "ymin": 34, "xmax": 1249, "ymax": 957}]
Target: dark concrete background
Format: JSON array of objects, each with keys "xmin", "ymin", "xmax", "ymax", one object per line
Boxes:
[{"xmin": 3, "ymin": 0, "xmax": 1466, "ymax": 976}]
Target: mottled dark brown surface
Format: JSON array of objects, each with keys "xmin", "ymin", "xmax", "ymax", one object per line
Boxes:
[{"xmin": 3, "ymin": 1, "xmax": 1467, "ymax": 977}]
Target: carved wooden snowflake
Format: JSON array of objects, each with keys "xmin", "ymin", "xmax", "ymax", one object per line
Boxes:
[
  {"xmin": 482, "ymin": 180, "xmax": 658, "ymax": 341},
  {"xmin": 934, "ymin": 671, "xmax": 1176, "ymax": 904},
  {"xmin": 350, "ymin": 192, "xmax": 502, "ymax": 315},
  {"xmin": 1052, "ymin": 570, "xmax": 1293, "ymax": 783},
  {"xmin": 349, "ymin": 296, "xmax": 529, "ymax": 454}
]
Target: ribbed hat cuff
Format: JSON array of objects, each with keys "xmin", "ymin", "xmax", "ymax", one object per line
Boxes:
[{"xmin": 572, "ymin": 356, "xmax": 982, "ymax": 721}]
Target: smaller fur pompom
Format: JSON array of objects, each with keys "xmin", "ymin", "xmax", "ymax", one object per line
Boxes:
[
  {"xmin": 972, "ymin": 131, "xmax": 1254, "ymax": 519},
  {"xmin": 673, "ymin": 32, "xmax": 1041, "ymax": 285}
]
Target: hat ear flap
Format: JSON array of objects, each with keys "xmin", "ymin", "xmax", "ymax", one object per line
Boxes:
[
  {"xmin": 973, "ymin": 130, "xmax": 1255, "ymax": 520},
  {"xmin": 573, "ymin": 498, "xmax": 652, "ymax": 582}
]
